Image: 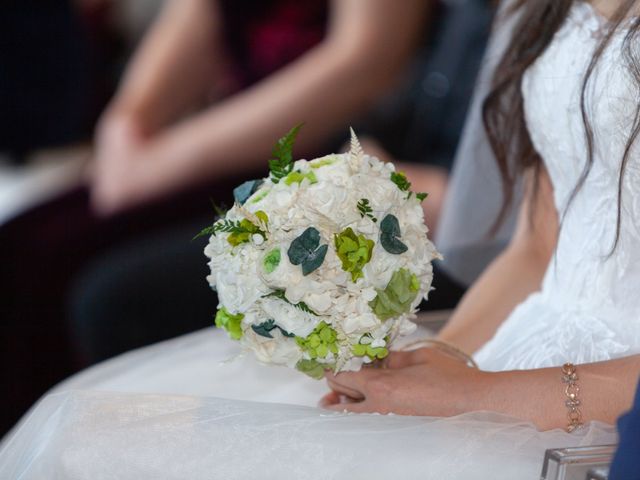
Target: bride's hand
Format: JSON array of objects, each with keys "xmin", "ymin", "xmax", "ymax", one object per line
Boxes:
[{"xmin": 320, "ymin": 347, "xmax": 496, "ymax": 416}]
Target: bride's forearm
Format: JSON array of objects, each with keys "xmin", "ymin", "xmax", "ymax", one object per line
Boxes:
[
  {"xmin": 437, "ymin": 167, "xmax": 558, "ymax": 355},
  {"xmin": 486, "ymin": 355, "xmax": 640, "ymax": 430},
  {"xmin": 436, "ymin": 243, "xmax": 548, "ymax": 355}
]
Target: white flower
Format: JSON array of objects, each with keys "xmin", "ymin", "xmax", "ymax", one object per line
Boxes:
[
  {"xmin": 298, "ymin": 182, "xmax": 358, "ymax": 230},
  {"xmin": 304, "ymin": 292, "xmax": 333, "ymax": 313},
  {"xmin": 342, "ymin": 312, "xmax": 379, "ymax": 335},
  {"xmin": 243, "ymin": 329, "xmax": 302, "ymax": 367}
]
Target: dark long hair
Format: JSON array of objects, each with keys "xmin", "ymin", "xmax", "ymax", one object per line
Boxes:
[{"xmin": 483, "ymin": 0, "xmax": 640, "ymax": 252}]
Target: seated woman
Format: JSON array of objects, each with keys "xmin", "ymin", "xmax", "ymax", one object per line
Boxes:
[
  {"xmin": 0, "ymin": 0, "xmax": 638, "ymax": 478},
  {"xmin": 90, "ymin": 0, "xmax": 432, "ymax": 215}
]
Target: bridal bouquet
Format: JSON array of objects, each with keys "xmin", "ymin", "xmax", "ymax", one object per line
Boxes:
[{"xmin": 203, "ymin": 126, "xmax": 440, "ymax": 378}]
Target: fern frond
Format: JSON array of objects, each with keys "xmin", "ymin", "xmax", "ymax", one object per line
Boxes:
[
  {"xmin": 193, "ymin": 225, "xmax": 218, "ymax": 240},
  {"xmin": 269, "ymin": 124, "xmax": 303, "ymax": 183},
  {"xmin": 357, "ymin": 198, "xmax": 377, "ymax": 222},
  {"xmin": 390, "ymin": 172, "xmax": 411, "ymax": 192},
  {"xmin": 349, "ymin": 127, "xmax": 364, "ymax": 165},
  {"xmin": 263, "ymin": 289, "xmax": 318, "ymax": 315},
  {"xmin": 193, "ymin": 219, "xmax": 239, "ymax": 240},
  {"xmin": 213, "ymin": 219, "xmax": 244, "ymax": 235}
]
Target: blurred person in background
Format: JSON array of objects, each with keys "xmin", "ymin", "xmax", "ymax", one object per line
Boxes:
[
  {"xmin": 90, "ymin": 0, "xmax": 430, "ymax": 216},
  {"xmin": 70, "ymin": 0, "xmax": 494, "ymax": 364}
]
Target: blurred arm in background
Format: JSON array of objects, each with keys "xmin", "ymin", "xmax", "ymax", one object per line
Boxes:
[{"xmin": 92, "ymin": 0, "xmax": 431, "ymax": 214}]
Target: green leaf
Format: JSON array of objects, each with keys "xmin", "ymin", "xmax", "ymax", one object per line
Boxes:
[
  {"xmin": 296, "ymin": 321, "xmax": 338, "ymax": 360},
  {"xmin": 283, "ymin": 170, "xmax": 317, "ymax": 186},
  {"xmin": 287, "ymin": 227, "xmax": 328, "ymax": 276},
  {"xmin": 369, "ymin": 346, "xmax": 389, "ymax": 359},
  {"xmin": 310, "ymin": 155, "xmax": 337, "ymax": 169},
  {"xmin": 269, "ymin": 124, "xmax": 303, "ymax": 183},
  {"xmin": 368, "ymin": 268, "xmax": 420, "ymax": 321},
  {"xmin": 295, "ymin": 359, "xmax": 327, "ymax": 380},
  {"xmin": 263, "ymin": 289, "xmax": 318, "ymax": 315},
  {"xmin": 251, "ymin": 319, "xmax": 294, "ymax": 338},
  {"xmin": 254, "ymin": 210, "xmax": 269, "ymax": 226},
  {"xmin": 357, "ymin": 198, "xmax": 377, "ymax": 222},
  {"xmin": 194, "ymin": 218, "xmax": 245, "ymax": 241},
  {"xmin": 202, "ymin": 211, "xmax": 268, "ymax": 247},
  {"xmin": 233, "ymin": 179, "xmax": 264, "ymax": 205},
  {"xmin": 352, "ymin": 343, "xmax": 367, "ymax": 356},
  {"xmin": 379, "ymin": 214, "xmax": 408, "ymax": 254},
  {"xmin": 334, "ymin": 227, "xmax": 374, "ymax": 282},
  {"xmin": 193, "ymin": 224, "xmax": 218, "ymax": 241},
  {"xmin": 301, "ymin": 244, "xmax": 328, "ymax": 275},
  {"xmin": 390, "ymin": 171, "xmax": 411, "ymax": 192},
  {"xmin": 252, "ymin": 319, "xmax": 276, "ymax": 338},
  {"xmin": 263, "ymin": 248, "xmax": 281, "ymax": 274},
  {"xmin": 193, "ymin": 201, "xmax": 229, "ymax": 240},
  {"xmin": 215, "ymin": 307, "xmax": 244, "ymax": 340},
  {"xmin": 352, "ymin": 342, "xmax": 389, "ymax": 360},
  {"xmin": 249, "ymin": 189, "xmax": 270, "ymax": 204},
  {"xmin": 390, "ymin": 172, "xmax": 429, "ymax": 201},
  {"xmin": 227, "ymin": 218, "xmax": 264, "ymax": 246}
]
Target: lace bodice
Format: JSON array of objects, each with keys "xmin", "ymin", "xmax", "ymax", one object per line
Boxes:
[{"xmin": 475, "ymin": 2, "xmax": 640, "ymax": 370}]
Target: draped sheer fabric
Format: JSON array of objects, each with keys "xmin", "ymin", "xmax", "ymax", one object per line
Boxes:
[{"xmin": 0, "ymin": 389, "xmax": 616, "ymax": 480}]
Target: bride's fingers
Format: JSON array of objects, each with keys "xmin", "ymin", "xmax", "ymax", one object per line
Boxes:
[
  {"xmin": 325, "ymin": 368, "xmax": 383, "ymax": 398},
  {"xmin": 318, "ymin": 391, "xmax": 340, "ymax": 407},
  {"xmin": 318, "ymin": 391, "xmax": 360, "ymax": 408},
  {"xmin": 325, "ymin": 376, "xmax": 365, "ymax": 400}
]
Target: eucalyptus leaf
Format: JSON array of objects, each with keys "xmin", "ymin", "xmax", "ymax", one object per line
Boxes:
[
  {"xmin": 233, "ymin": 179, "xmax": 264, "ymax": 205},
  {"xmin": 380, "ymin": 214, "xmax": 408, "ymax": 254},
  {"xmin": 287, "ymin": 227, "xmax": 328, "ymax": 276},
  {"xmin": 251, "ymin": 320, "xmax": 276, "ymax": 338},
  {"xmin": 251, "ymin": 319, "xmax": 294, "ymax": 338},
  {"xmin": 301, "ymin": 244, "xmax": 328, "ymax": 275}
]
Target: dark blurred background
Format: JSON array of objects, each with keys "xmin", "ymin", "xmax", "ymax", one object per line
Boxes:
[{"xmin": 0, "ymin": 0, "xmax": 494, "ymax": 436}]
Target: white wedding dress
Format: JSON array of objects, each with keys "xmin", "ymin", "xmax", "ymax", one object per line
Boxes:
[{"xmin": 1, "ymin": 3, "xmax": 638, "ymax": 478}]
